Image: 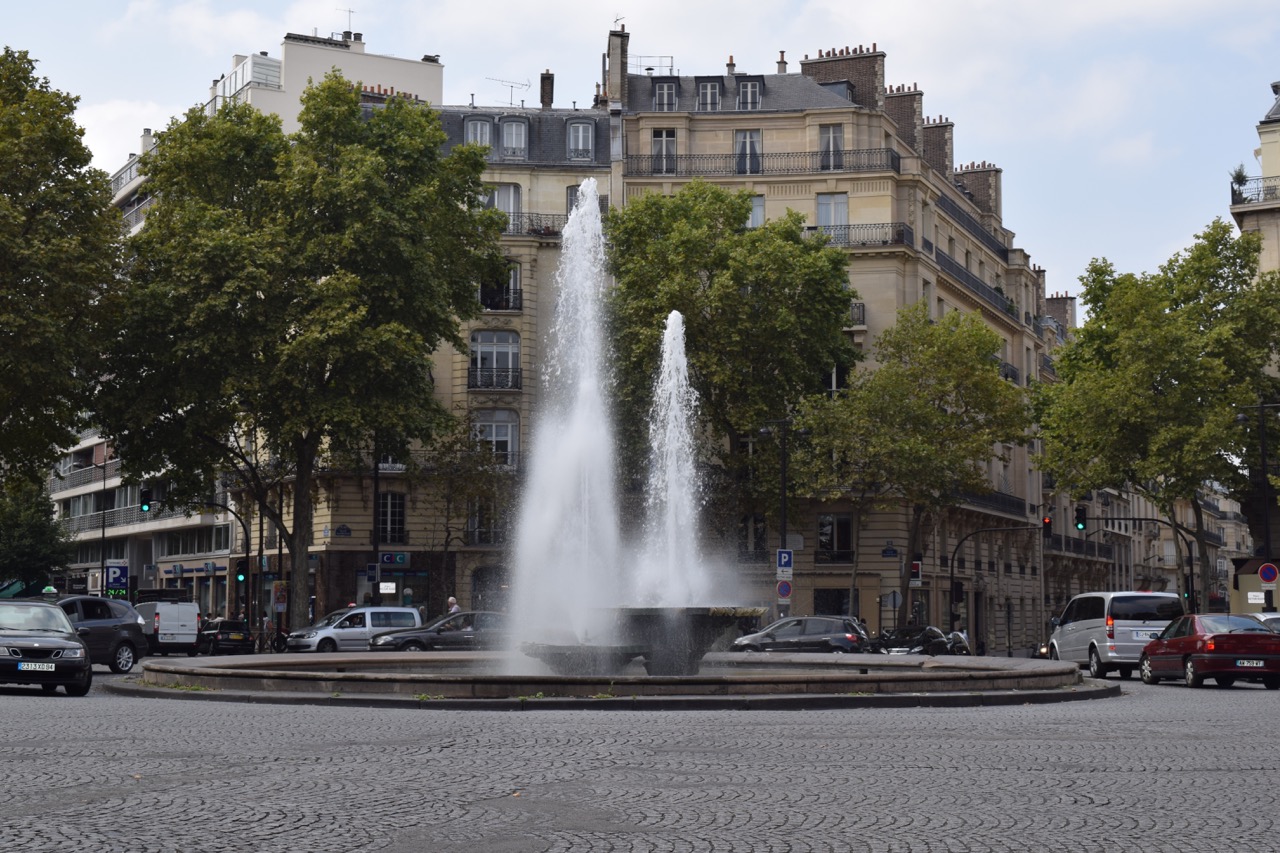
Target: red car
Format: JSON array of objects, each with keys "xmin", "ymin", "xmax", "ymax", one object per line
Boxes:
[{"xmin": 1139, "ymin": 614, "xmax": 1280, "ymax": 689}]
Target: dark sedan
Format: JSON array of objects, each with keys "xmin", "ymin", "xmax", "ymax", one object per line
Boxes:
[
  {"xmin": 369, "ymin": 611, "xmax": 507, "ymax": 651},
  {"xmin": 731, "ymin": 616, "xmax": 870, "ymax": 653},
  {"xmin": 0, "ymin": 600, "xmax": 93, "ymax": 696},
  {"xmin": 56, "ymin": 594, "xmax": 147, "ymax": 673},
  {"xmin": 1140, "ymin": 613, "xmax": 1280, "ymax": 689},
  {"xmin": 197, "ymin": 619, "xmax": 256, "ymax": 655}
]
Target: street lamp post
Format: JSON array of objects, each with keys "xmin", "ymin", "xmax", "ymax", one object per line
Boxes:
[{"xmin": 760, "ymin": 419, "xmax": 806, "ymax": 618}]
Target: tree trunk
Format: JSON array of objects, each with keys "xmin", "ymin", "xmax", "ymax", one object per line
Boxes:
[
  {"xmin": 287, "ymin": 438, "xmax": 319, "ymax": 631},
  {"xmin": 897, "ymin": 504, "xmax": 926, "ymax": 626}
]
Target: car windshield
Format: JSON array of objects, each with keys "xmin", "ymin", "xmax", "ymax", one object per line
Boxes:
[
  {"xmin": 213, "ymin": 621, "xmax": 249, "ymax": 632},
  {"xmin": 315, "ymin": 609, "xmax": 350, "ymax": 628},
  {"xmin": 0, "ymin": 604, "xmax": 74, "ymax": 633},
  {"xmin": 1199, "ymin": 615, "xmax": 1273, "ymax": 634}
]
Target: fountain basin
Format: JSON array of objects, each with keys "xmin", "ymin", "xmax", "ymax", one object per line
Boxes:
[{"xmin": 522, "ymin": 606, "xmax": 767, "ymax": 676}]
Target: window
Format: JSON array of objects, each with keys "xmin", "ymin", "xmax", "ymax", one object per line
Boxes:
[
  {"xmin": 468, "ymin": 498, "xmax": 507, "ymax": 544},
  {"xmin": 816, "ymin": 192, "xmax": 848, "ymax": 241},
  {"xmin": 500, "ymin": 121, "xmax": 526, "ymax": 158},
  {"xmin": 735, "ymin": 129, "xmax": 761, "ymax": 174},
  {"xmin": 568, "ymin": 122, "xmax": 593, "ymax": 160},
  {"xmin": 737, "ymin": 81, "xmax": 760, "ymax": 110},
  {"xmin": 473, "ymin": 409, "xmax": 519, "ymax": 464},
  {"xmin": 654, "ymin": 81, "xmax": 676, "ymax": 111},
  {"xmin": 483, "ymin": 183, "xmax": 519, "ymax": 220},
  {"xmin": 377, "ymin": 492, "xmax": 406, "ymax": 545},
  {"xmin": 479, "ymin": 263, "xmax": 521, "ymax": 311},
  {"xmin": 822, "ymin": 363, "xmax": 848, "ymax": 397},
  {"xmin": 819, "ymin": 124, "xmax": 844, "ymax": 170},
  {"xmin": 816, "ymin": 513, "xmax": 853, "ymax": 562},
  {"xmin": 738, "ymin": 514, "xmax": 767, "ymax": 561},
  {"xmin": 155, "ymin": 525, "xmax": 231, "ymax": 559},
  {"xmin": 748, "ymin": 195, "xmax": 765, "ymax": 228},
  {"xmin": 697, "ymin": 81, "xmax": 720, "ymax": 111},
  {"xmin": 465, "ymin": 118, "xmax": 491, "ymax": 146},
  {"xmin": 469, "ymin": 331, "xmax": 521, "ymax": 389},
  {"xmin": 652, "ymin": 129, "xmax": 676, "ymax": 175}
]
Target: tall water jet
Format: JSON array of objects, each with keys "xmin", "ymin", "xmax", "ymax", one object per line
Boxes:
[
  {"xmin": 508, "ymin": 178, "xmax": 621, "ymax": 648},
  {"xmin": 634, "ymin": 310, "xmax": 710, "ymax": 606}
]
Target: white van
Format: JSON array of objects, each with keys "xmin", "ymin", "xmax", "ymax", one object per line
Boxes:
[
  {"xmin": 285, "ymin": 606, "xmax": 421, "ymax": 652},
  {"xmin": 1049, "ymin": 591, "xmax": 1184, "ymax": 679},
  {"xmin": 134, "ymin": 601, "xmax": 201, "ymax": 656}
]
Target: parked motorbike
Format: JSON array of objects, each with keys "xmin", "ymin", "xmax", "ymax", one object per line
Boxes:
[{"xmin": 879, "ymin": 625, "xmax": 970, "ymax": 656}]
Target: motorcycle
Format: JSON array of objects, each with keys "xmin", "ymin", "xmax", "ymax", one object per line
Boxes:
[{"xmin": 879, "ymin": 625, "xmax": 970, "ymax": 656}]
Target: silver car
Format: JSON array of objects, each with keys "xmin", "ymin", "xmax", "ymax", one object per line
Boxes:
[{"xmin": 1049, "ymin": 591, "xmax": 1184, "ymax": 678}]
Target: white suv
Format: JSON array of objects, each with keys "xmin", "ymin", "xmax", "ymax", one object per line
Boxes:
[{"xmin": 1049, "ymin": 591, "xmax": 1184, "ymax": 679}]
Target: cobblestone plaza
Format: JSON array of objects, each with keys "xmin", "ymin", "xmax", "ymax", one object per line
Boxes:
[{"xmin": 4, "ymin": 677, "xmax": 1276, "ymax": 852}]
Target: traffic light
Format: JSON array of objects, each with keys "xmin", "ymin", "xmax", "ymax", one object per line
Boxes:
[
  {"xmin": 139, "ymin": 487, "xmax": 153, "ymax": 513},
  {"xmin": 1074, "ymin": 505, "xmax": 1087, "ymax": 530},
  {"xmin": 1041, "ymin": 514, "xmax": 1053, "ymax": 535},
  {"xmin": 235, "ymin": 559, "xmax": 246, "ymax": 583}
]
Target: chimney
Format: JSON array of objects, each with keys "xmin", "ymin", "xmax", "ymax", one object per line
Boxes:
[
  {"xmin": 540, "ymin": 70, "xmax": 554, "ymax": 110},
  {"xmin": 777, "ymin": 50, "xmax": 788, "ymax": 73},
  {"xmin": 726, "ymin": 54, "xmax": 736, "ymax": 75}
]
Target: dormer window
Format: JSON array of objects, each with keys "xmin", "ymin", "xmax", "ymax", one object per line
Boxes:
[
  {"xmin": 465, "ymin": 118, "xmax": 491, "ymax": 146},
  {"xmin": 737, "ymin": 80, "xmax": 761, "ymax": 110},
  {"xmin": 500, "ymin": 120, "xmax": 527, "ymax": 159},
  {"xmin": 654, "ymin": 81, "xmax": 676, "ymax": 112},
  {"xmin": 568, "ymin": 122, "xmax": 593, "ymax": 160},
  {"xmin": 697, "ymin": 81, "xmax": 721, "ymax": 111}
]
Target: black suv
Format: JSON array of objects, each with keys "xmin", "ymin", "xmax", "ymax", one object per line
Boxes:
[{"xmin": 55, "ymin": 595, "xmax": 147, "ymax": 673}]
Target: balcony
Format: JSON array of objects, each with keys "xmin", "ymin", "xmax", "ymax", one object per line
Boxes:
[
  {"xmin": 936, "ymin": 251, "xmax": 1018, "ymax": 318},
  {"xmin": 502, "ymin": 212, "xmax": 568, "ymax": 238},
  {"xmin": 121, "ymin": 196, "xmax": 155, "ymax": 232},
  {"xmin": 1040, "ymin": 353, "xmax": 1057, "ymax": 379},
  {"xmin": 805, "ymin": 222, "xmax": 914, "ymax": 249},
  {"xmin": 998, "ymin": 362, "xmax": 1021, "ymax": 385},
  {"xmin": 1045, "ymin": 534, "xmax": 1114, "ymax": 560},
  {"xmin": 848, "ymin": 301, "xmax": 866, "ymax": 327},
  {"xmin": 958, "ymin": 489, "xmax": 1026, "ymax": 517},
  {"xmin": 936, "ymin": 192, "xmax": 1009, "ymax": 261},
  {"xmin": 479, "ymin": 286, "xmax": 523, "ymax": 312},
  {"xmin": 625, "ymin": 147, "xmax": 901, "ymax": 178},
  {"xmin": 1231, "ymin": 176, "xmax": 1280, "ymax": 205},
  {"xmin": 468, "ymin": 367, "xmax": 522, "ymax": 390}
]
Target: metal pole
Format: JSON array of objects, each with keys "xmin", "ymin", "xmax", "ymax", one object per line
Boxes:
[
  {"xmin": 99, "ymin": 457, "xmax": 107, "ymax": 594},
  {"xmin": 1260, "ymin": 406, "xmax": 1275, "ymax": 612}
]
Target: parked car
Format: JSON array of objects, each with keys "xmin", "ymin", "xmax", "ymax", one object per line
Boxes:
[
  {"xmin": 731, "ymin": 616, "xmax": 870, "ymax": 653},
  {"xmin": 286, "ymin": 605, "xmax": 422, "ymax": 652},
  {"xmin": 1139, "ymin": 613, "xmax": 1280, "ymax": 689},
  {"xmin": 0, "ymin": 599, "xmax": 93, "ymax": 696},
  {"xmin": 54, "ymin": 595, "xmax": 147, "ymax": 673},
  {"xmin": 1244, "ymin": 612, "xmax": 1280, "ymax": 632},
  {"xmin": 369, "ymin": 611, "xmax": 507, "ymax": 651},
  {"xmin": 1049, "ymin": 591, "xmax": 1184, "ymax": 678},
  {"xmin": 196, "ymin": 618, "xmax": 255, "ymax": 655},
  {"xmin": 134, "ymin": 600, "xmax": 201, "ymax": 656}
]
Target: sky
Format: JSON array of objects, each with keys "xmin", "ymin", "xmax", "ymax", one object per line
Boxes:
[{"xmin": 7, "ymin": 0, "xmax": 1280, "ymax": 301}]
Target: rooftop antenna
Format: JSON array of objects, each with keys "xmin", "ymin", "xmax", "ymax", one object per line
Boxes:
[
  {"xmin": 614, "ymin": 14, "xmax": 625, "ymax": 27},
  {"xmin": 337, "ymin": 7, "xmax": 356, "ymax": 30},
  {"xmin": 486, "ymin": 76, "xmax": 531, "ymax": 106}
]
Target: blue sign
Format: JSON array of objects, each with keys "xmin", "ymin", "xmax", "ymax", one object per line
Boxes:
[
  {"xmin": 777, "ymin": 549, "xmax": 793, "ymax": 570},
  {"xmin": 881, "ymin": 548, "xmax": 898, "ymax": 558},
  {"xmin": 366, "ymin": 564, "xmax": 377, "ymax": 582},
  {"xmin": 380, "ymin": 552, "xmax": 407, "ymax": 565},
  {"xmin": 105, "ymin": 564, "xmax": 128, "ymax": 592}
]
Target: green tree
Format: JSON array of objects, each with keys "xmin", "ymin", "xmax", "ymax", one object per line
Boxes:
[
  {"xmin": 606, "ymin": 180, "xmax": 857, "ymax": 530},
  {"xmin": 0, "ymin": 478, "xmax": 76, "ymax": 588},
  {"xmin": 1037, "ymin": 220, "xmax": 1280, "ymax": 602},
  {"xmin": 798, "ymin": 303, "xmax": 1031, "ymax": 623},
  {"xmin": 95, "ymin": 73, "xmax": 506, "ymax": 629},
  {"xmin": 0, "ymin": 48, "xmax": 122, "ymax": 479}
]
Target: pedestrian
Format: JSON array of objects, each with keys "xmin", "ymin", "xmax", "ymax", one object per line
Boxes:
[
  {"xmin": 447, "ymin": 596, "xmax": 460, "ymax": 614},
  {"xmin": 259, "ymin": 609, "xmax": 273, "ymax": 653}
]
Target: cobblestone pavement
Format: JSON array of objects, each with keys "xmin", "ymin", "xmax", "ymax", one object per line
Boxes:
[{"xmin": 4, "ymin": 673, "xmax": 1278, "ymax": 853}]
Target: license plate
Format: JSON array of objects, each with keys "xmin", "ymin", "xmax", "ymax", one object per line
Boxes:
[
  {"xmin": 18, "ymin": 662, "xmax": 55, "ymax": 671},
  {"xmin": 1134, "ymin": 630, "xmax": 1160, "ymax": 641},
  {"xmin": 1237, "ymin": 659, "xmax": 1264, "ymax": 667},
  {"xmin": 160, "ymin": 634, "xmax": 175, "ymax": 641},
  {"xmin": 229, "ymin": 633, "xmax": 244, "ymax": 640}
]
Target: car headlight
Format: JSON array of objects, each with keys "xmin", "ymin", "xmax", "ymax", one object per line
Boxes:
[
  {"xmin": 301, "ymin": 631, "xmax": 317, "ymax": 639},
  {"xmin": 59, "ymin": 647, "xmax": 86, "ymax": 659},
  {"xmin": 372, "ymin": 635, "xmax": 395, "ymax": 645}
]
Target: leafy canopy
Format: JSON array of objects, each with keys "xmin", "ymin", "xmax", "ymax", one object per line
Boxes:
[{"xmin": 0, "ymin": 47, "xmax": 121, "ymax": 479}]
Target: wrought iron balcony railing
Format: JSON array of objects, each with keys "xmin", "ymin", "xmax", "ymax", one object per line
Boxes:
[
  {"xmin": 468, "ymin": 367, "xmax": 522, "ymax": 390},
  {"xmin": 479, "ymin": 287, "xmax": 523, "ymax": 311},
  {"xmin": 936, "ymin": 192, "xmax": 1009, "ymax": 261},
  {"xmin": 625, "ymin": 147, "xmax": 900, "ymax": 178},
  {"xmin": 805, "ymin": 222, "xmax": 914, "ymax": 249},
  {"xmin": 1232, "ymin": 176, "xmax": 1280, "ymax": 204},
  {"xmin": 936, "ymin": 251, "xmax": 1018, "ymax": 317},
  {"xmin": 502, "ymin": 212, "xmax": 568, "ymax": 237}
]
